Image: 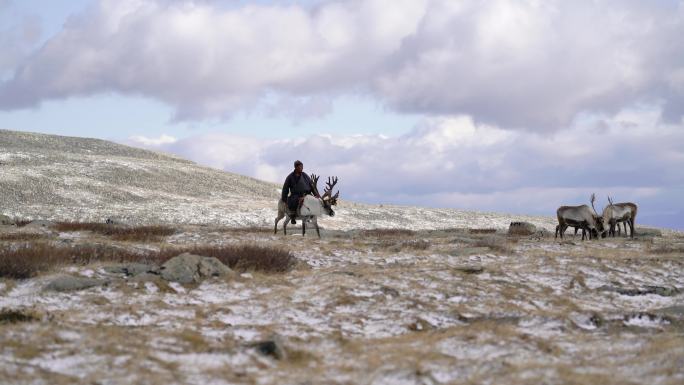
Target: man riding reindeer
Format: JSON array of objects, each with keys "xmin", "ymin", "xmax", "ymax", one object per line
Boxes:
[{"xmin": 281, "ymin": 160, "xmax": 319, "ymax": 224}]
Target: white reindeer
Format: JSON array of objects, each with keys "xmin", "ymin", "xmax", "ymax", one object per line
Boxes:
[{"xmin": 274, "ymin": 175, "xmax": 339, "ymax": 238}]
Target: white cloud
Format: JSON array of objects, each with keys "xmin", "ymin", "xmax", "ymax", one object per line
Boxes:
[
  {"xmin": 1, "ymin": 0, "xmax": 682, "ymax": 129},
  {"xmin": 128, "ymin": 134, "xmax": 177, "ymax": 146},
  {"xmin": 125, "ymin": 105, "xmax": 684, "ymax": 228}
]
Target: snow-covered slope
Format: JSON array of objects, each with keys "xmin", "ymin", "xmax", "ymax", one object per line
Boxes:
[{"xmin": 0, "ymin": 129, "xmax": 557, "ymax": 230}]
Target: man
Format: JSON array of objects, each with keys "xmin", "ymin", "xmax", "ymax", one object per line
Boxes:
[{"xmin": 281, "ymin": 160, "xmax": 316, "ymax": 224}]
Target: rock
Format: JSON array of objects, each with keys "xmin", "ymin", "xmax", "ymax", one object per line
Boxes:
[
  {"xmin": 653, "ymin": 305, "xmax": 684, "ymax": 318},
  {"xmin": 44, "ymin": 276, "xmax": 109, "ymax": 292},
  {"xmin": 23, "ymin": 220, "xmax": 56, "ymax": 229},
  {"xmin": 253, "ymin": 335, "xmax": 287, "ymax": 360},
  {"xmin": 129, "ymin": 273, "xmax": 162, "ymax": 283},
  {"xmin": 0, "ymin": 214, "xmax": 14, "ymax": 226},
  {"xmin": 104, "ymin": 263, "xmax": 159, "ymax": 276},
  {"xmin": 508, "ymin": 221, "xmax": 537, "ymax": 236},
  {"xmin": 452, "ymin": 265, "xmax": 484, "ymax": 274},
  {"xmin": 598, "ymin": 285, "xmax": 680, "ymax": 297},
  {"xmin": 160, "ymin": 253, "xmax": 233, "ymax": 283},
  {"xmin": 198, "ymin": 257, "xmax": 232, "ymax": 278}
]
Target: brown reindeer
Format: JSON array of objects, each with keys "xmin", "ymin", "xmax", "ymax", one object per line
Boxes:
[
  {"xmin": 555, "ymin": 194, "xmax": 604, "ymax": 240},
  {"xmin": 602, "ymin": 197, "xmax": 637, "ymax": 238}
]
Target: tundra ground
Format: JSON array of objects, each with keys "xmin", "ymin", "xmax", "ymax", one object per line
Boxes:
[{"xmin": 1, "ymin": 224, "xmax": 683, "ymax": 385}]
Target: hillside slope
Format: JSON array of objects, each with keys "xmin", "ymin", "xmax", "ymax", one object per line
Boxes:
[{"xmin": 0, "ymin": 129, "xmax": 557, "ymax": 230}]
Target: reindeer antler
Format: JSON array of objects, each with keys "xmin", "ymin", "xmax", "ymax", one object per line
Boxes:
[
  {"xmin": 324, "ymin": 176, "xmax": 338, "ymax": 195},
  {"xmin": 607, "ymin": 196, "xmax": 614, "ymax": 206},
  {"xmin": 590, "ymin": 193, "xmax": 598, "ymax": 215},
  {"xmin": 310, "ymin": 174, "xmax": 321, "ymax": 197},
  {"xmin": 323, "ymin": 176, "xmax": 340, "ymax": 205}
]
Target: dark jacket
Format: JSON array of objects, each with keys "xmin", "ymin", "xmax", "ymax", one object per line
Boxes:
[{"xmin": 281, "ymin": 171, "xmax": 313, "ymax": 203}]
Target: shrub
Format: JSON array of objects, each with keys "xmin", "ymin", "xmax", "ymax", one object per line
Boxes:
[
  {"xmin": 55, "ymin": 222, "xmax": 176, "ymax": 242},
  {"xmin": 473, "ymin": 235, "xmax": 511, "ymax": 253},
  {"xmin": 469, "ymin": 228, "xmax": 497, "ymax": 234},
  {"xmin": 360, "ymin": 229, "xmax": 417, "ymax": 237},
  {"xmin": 0, "ymin": 309, "xmax": 39, "ymax": 324},
  {"xmin": 0, "ymin": 242, "xmax": 295, "ymax": 279},
  {"xmin": 13, "ymin": 219, "xmax": 32, "ymax": 227},
  {"xmin": 171, "ymin": 244, "xmax": 295, "ymax": 273},
  {"xmin": 0, "ymin": 242, "xmax": 165, "ymax": 279},
  {"xmin": 0, "ymin": 233, "xmax": 46, "ymax": 241}
]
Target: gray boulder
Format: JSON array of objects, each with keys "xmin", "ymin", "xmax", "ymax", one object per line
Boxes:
[
  {"xmin": 252, "ymin": 335, "xmax": 287, "ymax": 360},
  {"xmin": 44, "ymin": 275, "xmax": 109, "ymax": 292},
  {"xmin": 103, "ymin": 263, "xmax": 159, "ymax": 276},
  {"xmin": 508, "ymin": 221, "xmax": 537, "ymax": 236},
  {"xmin": 160, "ymin": 253, "xmax": 233, "ymax": 283},
  {"xmin": 0, "ymin": 214, "xmax": 14, "ymax": 226},
  {"xmin": 130, "ymin": 273, "xmax": 162, "ymax": 283},
  {"xmin": 23, "ymin": 220, "xmax": 56, "ymax": 229}
]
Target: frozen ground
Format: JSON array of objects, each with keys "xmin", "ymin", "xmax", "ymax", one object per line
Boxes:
[
  {"xmin": 1, "ymin": 226, "xmax": 683, "ymax": 385},
  {"xmin": 1, "ymin": 129, "xmax": 683, "ymax": 384}
]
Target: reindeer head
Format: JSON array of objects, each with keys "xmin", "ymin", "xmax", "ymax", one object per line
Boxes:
[
  {"xmin": 591, "ymin": 193, "xmax": 608, "ymax": 237},
  {"xmin": 322, "ymin": 176, "xmax": 339, "ymax": 206},
  {"xmin": 310, "ymin": 174, "xmax": 339, "ymax": 216}
]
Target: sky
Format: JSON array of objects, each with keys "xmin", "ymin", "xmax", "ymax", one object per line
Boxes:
[{"xmin": 1, "ymin": 0, "xmax": 683, "ymax": 230}]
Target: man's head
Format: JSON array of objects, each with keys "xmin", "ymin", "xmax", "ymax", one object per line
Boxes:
[{"xmin": 294, "ymin": 160, "xmax": 303, "ymax": 173}]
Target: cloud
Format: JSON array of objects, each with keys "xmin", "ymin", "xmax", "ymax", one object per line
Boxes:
[
  {"xmin": 1, "ymin": 0, "xmax": 683, "ymax": 129},
  {"xmin": 127, "ymin": 105, "xmax": 684, "ymax": 228},
  {"xmin": 128, "ymin": 134, "xmax": 177, "ymax": 146}
]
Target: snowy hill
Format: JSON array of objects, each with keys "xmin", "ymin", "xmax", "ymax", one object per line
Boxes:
[{"xmin": 0, "ymin": 129, "xmax": 557, "ymax": 230}]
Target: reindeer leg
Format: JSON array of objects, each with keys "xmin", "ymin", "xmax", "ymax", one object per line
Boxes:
[
  {"xmin": 573, "ymin": 227, "xmax": 579, "ymax": 238},
  {"xmin": 314, "ymin": 217, "xmax": 320, "ymax": 238},
  {"xmin": 555, "ymin": 225, "xmax": 559, "ymax": 239},
  {"xmin": 302, "ymin": 218, "xmax": 306, "ymax": 236},
  {"xmin": 274, "ymin": 213, "xmax": 284, "ymax": 234},
  {"xmin": 283, "ymin": 217, "xmax": 288, "ymax": 235}
]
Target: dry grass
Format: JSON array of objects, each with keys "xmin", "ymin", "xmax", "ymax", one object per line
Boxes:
[
  {"xmin": 473, "ymin": 235, "xmax": 512, "ymax": 253},
  {"xmin": 12, "ymin": 219, "xmax": 32, "ymax": 227},
  {"xmin": 650, "ymin": 242, "xmax": 684, "ymax": 254},
  {"xmin": 0, "ymin": 233, "xmax": 46, "ymax": 241},
  {"xmin": 360, "ymin": 229, "xmax": 417, "ymax": 237},
  {"xmin": 175, "ymin": 244, "xmax": 295, "ymax": 273},
  {"xmin": 469, "ymin": 228, "xmax": 498, "ymax": 234},
  {"xmin": 218, "ymin": 226, "xmax": 273, "ymax": 234},
  {"xmin": 0, "ymin": 309, "xmax": 40, "ymax": 324},
  {"xmin": 0, "ymin": 241, "xmax": 295, "ymax": 279},
  {"xmin": 55, "ymin": 222, "xmax": 176, "ymax": 241},
  {"xmin": 0, "ymin": 242, "xmax": 165, "ymax": 279}
]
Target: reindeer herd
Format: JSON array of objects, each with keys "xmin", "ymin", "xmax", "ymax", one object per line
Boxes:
[
  {"xmin": 555, "ymin": 193, "xmax": 638, "ymax": 240},
  {"xmin": 271, "ymin": 173, "xmax": 638, "ymax": 241}
]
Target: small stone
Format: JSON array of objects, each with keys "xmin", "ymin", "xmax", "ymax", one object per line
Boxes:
[
  {"xmin": 0, "ymin": 214, "xmax": 15, "ymax": 226},
  {"xmin": 44, "ymin": 276, "xmax": 109, "ymax": 292},
  {"xmin": 508, "ymin": 221, "xmax": 537, "ymax": 236},
  {"xmin": 253, "ymin": 335, "xmax": 287, "ymax": 360}
]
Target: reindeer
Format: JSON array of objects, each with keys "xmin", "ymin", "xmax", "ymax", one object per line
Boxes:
[
  {"xmin": 613, "ymin": 202, "xmax": 638, "ymax": 236},
  {"xmin": 602, "ymin": 197, "xmax": 636, "ymax": 238},
  {"xmin": 274, "ymin": 175, "xmax": 339, "ymax": 238},
  {"xmin": 555, "ymin": 194, "xmax": 604, "ymax": 240}
]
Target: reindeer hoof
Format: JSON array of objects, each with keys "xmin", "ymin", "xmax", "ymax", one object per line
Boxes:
[{"xmin": 291, "ymin": 218, "xmax": 296, "ymax": 224}]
